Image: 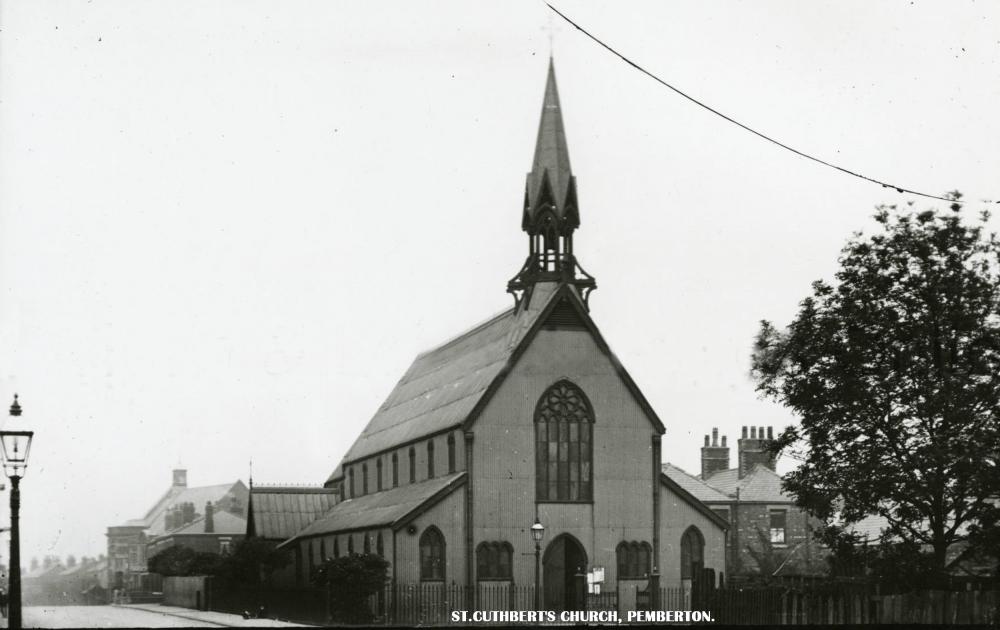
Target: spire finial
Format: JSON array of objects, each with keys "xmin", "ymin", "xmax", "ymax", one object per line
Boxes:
[{"xmin": 9, "ymin": 393, "xmax": 21, "ymax": 417}]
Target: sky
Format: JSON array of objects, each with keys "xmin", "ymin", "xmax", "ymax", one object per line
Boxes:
[{"xmin": 1, "ymin": 1, "xmax": 998, "ymax": 563}]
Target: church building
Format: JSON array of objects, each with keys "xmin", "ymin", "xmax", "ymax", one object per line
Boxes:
[{"xmin": 280, "ymin": 60, "xmax": 727, "ymax": 610}]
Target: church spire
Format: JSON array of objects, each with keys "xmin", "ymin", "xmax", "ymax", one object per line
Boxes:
[{"xmin": 508, "ymin": 59, "xmax": 595, "ymax": 309}]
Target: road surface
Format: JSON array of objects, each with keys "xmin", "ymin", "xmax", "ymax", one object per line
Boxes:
[{"xmin": 22, "ymin": 605, "xmax": 306, "ymax": 628}]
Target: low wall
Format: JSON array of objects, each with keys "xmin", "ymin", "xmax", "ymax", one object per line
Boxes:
[{"xmin": 163, "ymin": 576, "xmax": 210, "ymax": 610}]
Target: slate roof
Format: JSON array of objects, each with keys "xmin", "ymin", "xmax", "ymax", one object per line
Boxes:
[
  {"xmin": 248, "ymin": 486, "xmax": 339, "ymax": 540},
  {"xmin": 280, "ymin": 472, "xmax": 466, "ymax": 547},
  {"xmin": 161, "ymin": 509, "xmax": 247, "ymax": 537},
  {"xmin": 339, "ymin": 282, "xmax": 560, "ymax": 464},
  {"xmin": 701, "ymin": 464, "xmax": 795, "ymax": 503},
  {"xmin": 661, "ymin": 463, "xmax": 732, "ymax": 503},
  {"xmin": 115, "ymin": 480, "xmax": 249, "ymax": 535}
]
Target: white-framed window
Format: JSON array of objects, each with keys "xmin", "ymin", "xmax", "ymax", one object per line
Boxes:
[{"xmin": 769, "ymin": 509, "xmax": 787, "ymax": 544}]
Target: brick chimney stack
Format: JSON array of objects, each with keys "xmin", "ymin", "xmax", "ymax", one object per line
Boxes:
[
  {"xmin": 700, "ymin": 427, "xmax": 730, "ymax": 479},
  {"xmin": 172, "ymin": 469, "xmax": 187, "ymax": 487},
  {"xmin": 204, "ymin": 501, "xmax": 215, "ymax": 534},
  {"xmin": 738, "ymin": 424, "xmax": 777, "ymax": 478}
]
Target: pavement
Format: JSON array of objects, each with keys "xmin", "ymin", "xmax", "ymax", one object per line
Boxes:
[{"xmin": 18, "ymin": 604, "xmax": 308, "ymax": 628}]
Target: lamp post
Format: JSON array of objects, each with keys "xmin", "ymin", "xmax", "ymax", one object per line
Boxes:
[
  {"xmin": 530, "ymin": 519, "xmax": 545, "ymax": 610},
  {"xmin": 2, "ymin": 394, "xmax": 34, "ymax": 630}
]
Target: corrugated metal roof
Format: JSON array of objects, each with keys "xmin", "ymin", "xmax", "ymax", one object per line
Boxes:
[
  {"xmin": 340, "ymin": 282, "xmax": 559, "ymax": 463},
  {"xmin": 282, "ymin": 472, "xmax": 465, "ymax": 545},
  {"xmin": 249, "ymin": 487, "xmax": 339, "ymax": 540},
  {"xmin": 661, "ymin": 463, "xmax": 732, "ymax": 503},
  {"xmin": 702, "ymin": 464, "xmax": 794, "ymax": 503}
]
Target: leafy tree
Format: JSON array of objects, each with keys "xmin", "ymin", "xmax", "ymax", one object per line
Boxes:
[
  {"xmin": 753, "ymin": 196, "xmax": 1000, "ymax": 576},
  {"xmin": 214, "ymin": 538, "xmax": 289, "ymax": 584},
  {"xmin": 312, "ymin": 553, "xmax": 389, "ymax": 624},
  {"xmin": 148, "ymin": 545, "xmax": 223, "ymax": 577}
]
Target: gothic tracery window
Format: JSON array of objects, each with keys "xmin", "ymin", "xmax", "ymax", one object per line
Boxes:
[
  {"xmin": 419, "ymin": 527, "xmax": 446, "ymax": 582},
  {"xmin": 616, "ymin": 541, "xmax": 651, "ymax": 579},
  {"xmin": 535, "ymin": 380, "xmax": 594, "ymax": 502}
]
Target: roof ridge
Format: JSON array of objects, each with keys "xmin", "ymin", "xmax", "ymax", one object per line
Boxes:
[{"xmin": 415, "ymin": 306, "xmax": 514, "ymax": 359}]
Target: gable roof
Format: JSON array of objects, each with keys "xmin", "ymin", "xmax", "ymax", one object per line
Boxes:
[
  {"xmin": 339, "ymin": 282, "xmax": 560, "ymax": 464},
  {"xmin": 662, "ymin": 463, "xmax": 733, "ymax": 503},
  {"xmin": 115, "ymin": 480, "xmax": 248, "ymax": 535},
  {"xmin": 702, "ymin": 464, "xmax": 794, "ymax": 503},
  {"xmin": 279, "ymin": 473, "xmax": 466, "ymax": 547},
  {"xmin": 247, "ymin": 486, "xmax": 339, "ymax": 540}
]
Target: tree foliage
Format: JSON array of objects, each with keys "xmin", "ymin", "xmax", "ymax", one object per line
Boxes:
[
  {"xmin": 753, "ymin": 196, "xmax": 1000, "ymax": 575},
  {"xmin": 147, "ymin": 545, "xmax": 223, "ymax": 577},
  {"xmin": 312, "ymin": 553, "xmax": 389, "ymax": 624}
]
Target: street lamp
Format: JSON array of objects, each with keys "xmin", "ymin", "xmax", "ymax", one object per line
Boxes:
[
  {"xmin": 530, "ymin": 519, "xmax": 545, "ymax": 609},
  {"xmin": 2, "ymin": 394, "xmax": 34, "ymax": 630}
]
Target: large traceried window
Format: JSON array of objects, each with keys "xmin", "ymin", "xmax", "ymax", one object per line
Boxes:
[
  {"xmin": 419, "ymin": 527, "xmax": 446, "ymax": 582},
  {"xmin": 535, "ymin": 380, "xmax": 594, "ymax": 502}
]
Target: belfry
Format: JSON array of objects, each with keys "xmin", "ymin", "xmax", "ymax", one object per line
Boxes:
[{"xmin": 508, "ymin": 59, "xmax": 596, "ymax": 308}]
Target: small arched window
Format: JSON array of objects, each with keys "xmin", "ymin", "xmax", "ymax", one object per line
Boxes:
[
  {"xmin": 363, "ymin": 532, "xmax": 371, "ymax": 554},
  {"xmin": 409, "ymin": 447, "xmax": 416, "ymax": 483},
  {"xmin": 476, "ymin": 541, "xmax": 513, "ymax": 580},
  {"xmin": 392, "ymin": 453, "xmax": 399, "ymax": 487},
  {"xmin": 377, "ymin": 458, "xmax": 383, "ymax": 491},
  {"xmin": 320, "ymin": 539, "xmax": 327, "ymax": 562},
  {"xmin": 427, "ymin": 440, "xmax": 435, "ymax": 479},
  {"xmin": 362, "ymin": 463, "xmax": 369, "ymax": 495},
  {"xmin": 377, "ymin": 532, "xmax": 384, "ymax": 557},
  {"xmin": 349, "ymin": 467, "xmax": 356, "ymax": 498},
  {"xmin": 419, "ymin": 527, "xmax": 446, "ymax": 582},
  {"xmin": 681, "ymin": 526, "xmax": 705, "ymax": 580},
  {"xmin": 348, "ymin": 534, "xmax": 355, "ymax": 555},
  {"xmin": 333, "ymin": 537, "xmax": 340, "ymax": 558},
  {"xmin": 447, "ymin": 434, "xmax": 456, "ymax": 473},
  {"xmin": 616, "ymin": 541, "xmax": 652, "ymax": 579},
  {"xmin": 535, "ymin": 380, "xmax": 595, "ymax": 502}
]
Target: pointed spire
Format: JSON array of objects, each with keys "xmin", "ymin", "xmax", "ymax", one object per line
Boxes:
[{"xmin": 524, "ymin": 58, "xmax": 578, "ymax": 231}]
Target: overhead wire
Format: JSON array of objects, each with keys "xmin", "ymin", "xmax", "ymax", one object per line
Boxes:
[{"xmin": 545, "ymin": 3, "xmax": 996, "ymax": 206}]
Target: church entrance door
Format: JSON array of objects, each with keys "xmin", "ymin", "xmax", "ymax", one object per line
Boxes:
[{"xmin": 542, "ymin": 534, "xmax": 587, "ymax": 611}]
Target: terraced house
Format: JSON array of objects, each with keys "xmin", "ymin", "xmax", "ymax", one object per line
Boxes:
[{"xmin": 280, "ymin": 60, "xmax": 727, "ymax": 611}]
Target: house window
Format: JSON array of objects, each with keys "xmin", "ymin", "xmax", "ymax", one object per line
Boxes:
[
  {"xmin": 349, "ymin": 467, "xmax": 356, "ymax": 498},
  {"xmin": 616, "ymin": 541, "xmax": 651, "ymax": 579},
  {"xmin": 220, "ymin": 539, "xmax": 232, "ymax": 555},
  {"xmin": 409, "ymin": 447, "xmax": 416, "ymax": 483},
  {"xmin": 392, "ymin": 453, "xmax": 399, "ymax": 487},
  {"xmin": 680, "ymin": 526, "xmax": 704, "ymax": 580},
  {"xmin": 427, "ymin": 440, "xmax": 435, "ymax": 479},
  {"xmin": 447, "ymin": 434, "xmax": 456, "ymax": 473},
  {"xmin": 535, "ymin": 380, "xmax": 594, "ymax": 502},
  {"xmin": 377, "ymin": 458, "xmax": 383, "ymax": 491},
  {"xmin": 770, "ymin": 509, "xmax": 787, "ymax": 544},
  {"xmin": 476, "ymin": 541, "xmax": 513, "ymax": 580},
  {"xmin": 362, "ymin": 463, "xmax": 369, "ymax": 495},
  {"xmin": 377, "ymin": 532, "xmax": 384, "ymax": 558},
  {"xmin": 419, "ymin": 527, "xmax": 446, "ymax": 581}
]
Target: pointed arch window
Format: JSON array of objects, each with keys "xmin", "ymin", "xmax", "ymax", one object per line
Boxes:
[
  {"xmin": 476, "ymin": 541, "xmax": 513, "ymax": 580},
  {"xmin": 419, "ymin": 527, "xmax": 446, "ymax": 582},
  {"xmin": 333, "ymin": 537, "xmax": 340, "ymax": 558},
  {"xmin": 616, "ymin": 541, "xmax": 651, "ymax": 579},
  {"xmin": 348, "ymin": 535, "xmax": 355, "ymax": 555},
  {"xmin": 447, "ymin": 434, "xmax": 456, "ymax": 474},
  {"xmin": 377, "ymin": 532, "xmax": 384, "ymax": 558},
  {"xmin": 427, "ymin": 440, "xmax": 435, "ymax": 479},
  {"xmin": 680, "ymin": 526, "xmax": 705, "ymax": 580},
  {"xmin": 376, "ymin": 458, "xmax": 383, "ymax": 491},
  {"xmin": 362, "ymin": 463, "xmax": 369, "ymax": 495},
  {"xmin": 535, "ymin": 380, "xmax": 594, "ymax": 502},
  {"xmin": 349, "ymin": 467, "xmax": 356, "ymax": 498},
  {"xmin": 392, "ymin": 453, "xmax": 399, "ymax": 487},
  {"xmin": 409, "ymin": 447, "xmax": 416, "ymax": 483},
  {"xmin": 363, "ymin": 533, "xmax": 371, "ymax": 554},
  {"xmin": 320, "ymin": 539, "xmax": 327, "ymax": 563}
]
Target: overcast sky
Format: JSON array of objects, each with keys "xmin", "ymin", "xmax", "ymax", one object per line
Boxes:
[{"xmin": 1, "ymin": 1, "xmax": 998, "ymax": 562}]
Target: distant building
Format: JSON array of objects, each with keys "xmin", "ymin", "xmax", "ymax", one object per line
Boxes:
[
  {"xmin": 245, "ymin": 485, "xmax": 339, "ymax": 587},
  {"xmin": 663, "ymin": 427, "xmax": 828, "ymax": 579},
  {"xmin": 147, "ymin": 500, "xmax": 248, "ymax": 558},
  {"xmin": 106, "ymin": 468, "xmax": 248, "ymax": 592}
]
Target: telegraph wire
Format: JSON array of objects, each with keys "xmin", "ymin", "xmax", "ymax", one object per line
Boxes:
[{"xmin": 545, "ymin": 3, "xmax": 996, "ymax": 206}]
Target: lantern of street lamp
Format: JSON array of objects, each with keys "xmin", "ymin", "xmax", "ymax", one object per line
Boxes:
[
  {"xmin": 1, "ymin": 395, "xmax": 33, "ymax": 478},
  {"xmin": 530, "ymin": 519, "xmax": 545, "ymax": 543}
]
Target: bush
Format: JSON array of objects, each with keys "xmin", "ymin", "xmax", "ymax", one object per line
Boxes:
[
  {"xmin": 147, "ymin": 546, "xmax": 222, "ymax": 577},
  {"xmin": 312, "ymin": 553, "xmax": 389, "ymax": 624}
]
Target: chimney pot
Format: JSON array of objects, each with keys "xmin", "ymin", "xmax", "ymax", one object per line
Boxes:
[
  {"xmin": 767, "ymin": 426, "xmax": 773, "ymax": 440},
  {"xmin": 751, "ymin": 426, "xmax": 757, "ymax": 439},
  {"xmin": 742, "ymin": 426, "xmax": 748, "ymax": 438},
  {"xmin": 704, "ymin": 435, "xmax": 710, "ymax": 446},
  {"xmin": 711, "ymin": 428, "xmax": 718, "ymax": 446},
  {"xmin": 205, "ymin": 501, "xmax": 215, "ymax": 534},
  {"xmin": 722, "ymin": 435, "xmax": 727, "ymax": 447}
]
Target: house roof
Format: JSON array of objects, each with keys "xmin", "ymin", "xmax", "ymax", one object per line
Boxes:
[
  {"xmin": 338, "ymin": 282, "xmax": 560, "ymax": 464},
  {"xmin": 279, "ymin": 472, "xmax": 466, "ymax": 547},
  {"xmin": 159, "ymin": 509, "xmax": 247, "ymax": 537},
  {"xmin": 248, "ymin": 486, "xmax": 339, "ymax": 540},
  {"xmin": 659, "ymin": 472, "xmax": 730, "ymax": 531},
  {"xmin": 116, "ymin": 480, "xmax": 248, "ymax": 535},
  {"xmin": 661, "ymin": 463, "xmax": 732, "ymax": 503},
  {"xmin": 701, "ymin": 464, "xmax": 795, "ymax": 503}
]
